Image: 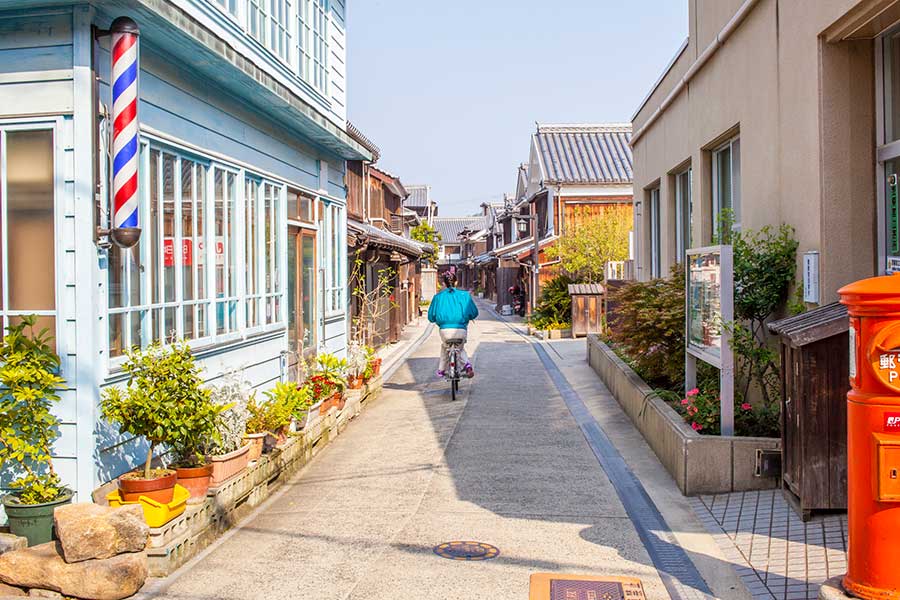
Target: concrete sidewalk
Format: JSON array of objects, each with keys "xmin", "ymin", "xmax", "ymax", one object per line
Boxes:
[{"xmin": 144, "ymin": 305, "xmax": 737, "ymax": 599}]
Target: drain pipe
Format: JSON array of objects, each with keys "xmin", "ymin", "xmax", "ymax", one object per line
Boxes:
[{"xmin": 631, "ymin": 0, "xmax": 761, "ymax": 146}]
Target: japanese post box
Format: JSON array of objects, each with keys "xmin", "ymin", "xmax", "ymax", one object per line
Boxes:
[{"xmin": 839, "ymin": 272, "xmax": 900, "ymax": 599}]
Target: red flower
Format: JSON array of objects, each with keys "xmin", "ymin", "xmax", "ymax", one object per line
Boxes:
[
  {"xmin": 741, "ymin": 402, "xmax": 752, "ymax": 411},
  {"xmin": 691, "ymin": 422, "xmax": 703, "ymax": 431}
]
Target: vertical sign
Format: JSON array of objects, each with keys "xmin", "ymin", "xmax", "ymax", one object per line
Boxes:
[{"xmin": 803, "ymin": 251, "xmax": 819, "ymax": 304}]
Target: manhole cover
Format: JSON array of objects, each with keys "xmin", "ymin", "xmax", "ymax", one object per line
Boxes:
[{"xmin": 433, "ymin": 541, "xmax": 500, "ymax": 561}]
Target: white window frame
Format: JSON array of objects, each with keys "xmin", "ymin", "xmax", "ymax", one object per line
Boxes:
[
  {"xmin": 675, "ymin": 167, "xmax": 692, "ymax": 264},
  {"xmin": 649, "ymin": 187, "xmax": 661, "ymax": 278},
  {"xmin": 321, "ymin": 201, "xmax": 344, "ymax": 317},
  {"xmin": 107, "ymin": 138, "xmax": 287, "ymax": 366},
  {"xmin": 0, "ymin": 118, "xmax": 64, "ymax": 362},
  {"xmin": 711, "ymin": 136, "xmax": 741, "ymax": 238},
  {"xmin": 247, "ymin": 0, "xmax": 293, "ymax": 64},
  {"xmin": 877, "ymin": 32, "xmax": 900, "ymax": 273},
  {"xmin": 298, "ymin": 0, "xmax": 329, "ymax": 93}
]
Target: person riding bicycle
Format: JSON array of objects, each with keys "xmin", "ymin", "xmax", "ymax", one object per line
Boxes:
[{"xmin": 428, "ymin": 270, "xmax": 478, "ymax": 379}]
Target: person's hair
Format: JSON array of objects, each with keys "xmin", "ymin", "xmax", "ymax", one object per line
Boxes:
[{"xmin": 441, "ymin": 272, "xmax": 457, "ymax": 288}]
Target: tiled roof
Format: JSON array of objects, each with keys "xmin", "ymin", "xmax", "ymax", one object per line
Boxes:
[
  {"xmin": 535, "ymin": 123, "xmax": 633, "ymax": 184},
  {"xmin": 348, "ymin": 219, "xmax": 429, "ymax": 257},
  {"xmin": 432, "ymin": 216, "xmax": 490, "ymax": 244},
  {"xmin": 404, "ymin": 185, "xmax": 431, "ymax": 208},
  {"xmin": 345, "ymin": 121, "xmax": 381, "ymax": 163}
]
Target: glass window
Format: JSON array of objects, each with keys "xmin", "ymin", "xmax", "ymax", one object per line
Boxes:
[
  {"xmin": 1, "ymin": 128, "xmax": 57, "ymax": 351},
  {"xmin": 108, "ymin": 141, "xmax": 286, "ymax": 360},
  {"xmin": 289, "ymin": 190, "xmax": 314, "ymax": 222},
  {"xmin": 321, "ymin": 201, "xmax": 343, "ymax": 315},
  {"xmin": 649, "ymin": 187, "xmax": 661, "ymax": 278},
  {"xmin": 712, "ymin": 137, "xmax": 741, "ymax": 240},
  {"xmin": 298, "ymin": 0, "xmax": 328, "ymax": 92},
  {"xmin": 213, "ymin": 0, "xmax": 238, "ymax": 17},
  {"xmin": 249, "ymin": 0, "xmax": 292, "ymax": 62},
  {"xmin": 675, "ymin": 167, "xmax": 692, "ymax": 263},
  {"xmin": 884, "ymin": 30, "xmax": 900, "ymax": 143}
]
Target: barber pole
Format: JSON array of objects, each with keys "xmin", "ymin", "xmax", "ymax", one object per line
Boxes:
[{"xmin": 109, "ymin": 17, "xmax": 141, "ymax": 247}]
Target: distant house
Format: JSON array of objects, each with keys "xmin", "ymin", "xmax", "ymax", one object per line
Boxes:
[
  {"xmin": 345, "ymin": 128, "xmax": 430, "ymax": 347},
  {"xmin": 485, "ymin": 124, "xmax": 635, "ymax": 311},
  {"xmin": 432, "ymin": 215, "xmax": 490, "ymax": 272},
  {"xmin": 404, "ymin": 185, "xmax": 438, "ymax": 225}
]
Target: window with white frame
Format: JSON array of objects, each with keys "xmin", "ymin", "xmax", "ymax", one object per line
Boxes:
[
  {"xmin": 108, "ymin": 141, "xmax": 286, "ymax": 359},
  {"xmin": 675, "ymin": 167, "xmax": 692, "ymax": 263},
  {"xmin": 298, "ymin": 0, "xmax": 328, "ymax": 92},
  {"xmin": 213, "ymin": 0, "xmax": 238, "ymax": 17},
  {"xmin": 248, "ymin": 0, "xmax": 293, "ymax": 62},
  {"xmin": 319, "ymin": 201, "xmax": 343, "ymax": 315},
  {"xmin": 0, "ymin": 126, "xmax": 58, "ymax": 352},
  {"xmin": 649, "ymin": 187, "xmax": 661, "ymax": 278},
  {"xmin": 712, "ymin": 136, "xmax": 741, "ymax": 240}
]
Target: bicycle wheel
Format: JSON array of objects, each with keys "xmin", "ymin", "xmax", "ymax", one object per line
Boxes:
[{"xmin": 451, "ymin": 378, "xmax": 458, "ymax": 401}]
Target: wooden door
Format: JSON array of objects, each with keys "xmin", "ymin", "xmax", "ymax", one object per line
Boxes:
[
  {"xmin": 572, "ymin": 296, "xmax": 586, "ymax": 336},
  {"xmin": 782, "ymin": 345, "xmax": 801, "ymax": 495},
  {"xmin": 287, "ymin": 227, "xmax": 316, "ymax": 379}
]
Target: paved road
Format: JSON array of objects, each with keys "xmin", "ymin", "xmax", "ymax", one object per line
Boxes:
[{"xmin": 149, "ymin": 307, "xmax": 727, "ymax": 600}]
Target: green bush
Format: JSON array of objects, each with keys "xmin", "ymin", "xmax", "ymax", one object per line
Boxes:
[
  {"xmin": 530, "ymin": 275, "xmax": 575, "ymax": 328},
  {"xmin": 608, "ymin": 265, "xmax": 686, "ymax": 388},
  {"xmin": 0, "ymin": 316, "xmax": 66, "ymax": 504},
  {"xmin": 101, "ymin": 341, "xmax": 225, "ymax": 475}
]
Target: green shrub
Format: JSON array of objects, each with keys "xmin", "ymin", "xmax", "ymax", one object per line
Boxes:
[
  {"xmin": 608, "ymin": 265, "xmax": 686, "ymax": 388},
  {"xmin": 0, "ymin": 316, "xmax": 66, "ymax": 504},
  {"xmin": 530, "ymin": 275, "xmax": 575, "ymax": 327},
  {"xmin": 101, "ymin": 341, "xmax": 226, "ymax": 475}
]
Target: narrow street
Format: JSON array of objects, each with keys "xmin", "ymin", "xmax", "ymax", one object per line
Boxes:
[{"xmin": 144, "ymin": 304, "xmax": 745, "ymax": 600}]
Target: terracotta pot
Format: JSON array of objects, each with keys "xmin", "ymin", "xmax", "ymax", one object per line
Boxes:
[
  {"xmin": 118, "ymin": 470, "xmax": 177, "ymax": 504},
  {"xmin": 372, "ymin": 358, "xmax": 382, "ymax": 376},
  {"xmin": 275, "ymin": 426, "xmax": 289, "ymax": 446},
  {"xmin": 207, "ymin": 444, "xmax": 251, "ymax": 486},
  {"xmin": 243, "ymin": 433, "xmax": 267, "ymax": 461},
  {"xmin": 175, "ymin": 464, "xmax": 213, "ymax": 503},
  {"xmin": 349, "ymin": 376, "xmax": 363, "ymax": 390},
  {"xmin": 335, "ymin": 392, "xmax": 346, "ymax": 411},
  {"xmin": 319, "ymin": 394, "xmax": 337, "ymax": 415}
]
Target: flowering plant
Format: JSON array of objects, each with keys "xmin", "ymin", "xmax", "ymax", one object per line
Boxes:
[{"xmin": 678, "ymin": 387, "xmax": 723, "ymax": 434}]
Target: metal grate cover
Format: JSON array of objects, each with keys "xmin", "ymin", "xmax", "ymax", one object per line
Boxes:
[{"xmin": 433, "ymin": 541, "xmax": 500, "ymax": 561}]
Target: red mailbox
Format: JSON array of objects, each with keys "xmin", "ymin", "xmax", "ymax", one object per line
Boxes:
[{"xmin": 839, "ymin": 272, "xmax": 900, "ymax": 599}]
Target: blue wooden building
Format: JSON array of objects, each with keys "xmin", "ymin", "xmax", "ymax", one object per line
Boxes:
[{"xmin": 0, "ymin": 0, "xmax": 369, "ymax": 507}]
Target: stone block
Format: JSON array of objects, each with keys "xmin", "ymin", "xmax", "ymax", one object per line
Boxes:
[
  {"xmin": 27, "ymin": 589, "xmax": 61, "ymax": 598},
  {"xmin": 54, "ymin": 503, "xmax": 148, "ymax": 563},
  {"xmin": 0, "ymin": 534, "xmax": 26, "ymax": 556},
  {"xmin": 0, "ymin": 542, "xmax": 147, "ymax": 600},
  {"xmin": 0, "ymin": 582, "xmax": 25, "ymax": 597}
]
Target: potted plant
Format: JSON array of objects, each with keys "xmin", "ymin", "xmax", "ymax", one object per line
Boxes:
[
  {"xmin": 346, "ymin": 342, "xmax": 368, "ymax": 390},
  {"xmin": 205, "ymin": 373, "xmax": 253, "ymax": 485},
  {"xmin": 261, "ymin": 382, "xmax": 305, "ymax": 444},
  {"xmin": 307, "ymin": 353, "xmax": 348, "ymax": 413},
  {"xmin": 244, "ymin": 391, "xmax": 292, "ymax": 456},
  {"xmin": 100, "ymin": 341, "xmax": 204, "ymax": 504},
  {"xmin": 0, "ymin": 316, "xmax": 72, "ymax": 546},
  {"xmin": 162, "ymin": 354, "xmax": 228, "ymax": 503}
]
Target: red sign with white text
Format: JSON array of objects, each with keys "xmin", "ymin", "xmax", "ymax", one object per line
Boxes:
[{"xmin": 886, "ymin": 413, "xmax": 900, "ymax": 432}]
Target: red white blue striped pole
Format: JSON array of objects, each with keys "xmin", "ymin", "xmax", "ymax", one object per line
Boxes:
[{"xmin": 109, "ymin": 17, "xmax": 141, "ymax": 248}]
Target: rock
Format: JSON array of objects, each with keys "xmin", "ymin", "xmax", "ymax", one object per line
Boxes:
[
  {"xmin": 53, "ymin": 503, "xmax": 148, "ymax": 563},
  {"xmin": 0, "ymin": 542, "xmax": 147, "ymax": 600},
  {"xmin": 0, "ymin": 534, "xmax": 26, "ymax": 556},
  {"xmin": 0, "ymin": 582, "xmax": 26, "ymax": 597},
  {"xmin": 27, "ymin": 589, "xmax": 61, "ymax": 598}
]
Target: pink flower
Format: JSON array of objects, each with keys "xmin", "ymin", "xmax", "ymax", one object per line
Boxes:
[
  {"xmin": 687, "ymin": 388, "xmax": 699, "ymax": 397},
  {"xmin": 691, "ymin": 422, "xmax": 703, "ymax": 431},
  {"xmin": 741, "ymin": 402, "xmax": 752, "ymax": 411},
  {"xmin": 681, "ymin": 398, "xmax": 690, "ymax": 405}
]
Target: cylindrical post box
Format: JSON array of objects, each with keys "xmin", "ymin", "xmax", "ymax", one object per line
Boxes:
[{"xmin": 839, "ymin": 272, "xmax": 900, "ymax": 599}]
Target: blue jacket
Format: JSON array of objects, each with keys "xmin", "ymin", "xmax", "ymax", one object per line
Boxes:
[{"xmin": 427, "ymin": 288, "xmax": 479, "ymax": 330}]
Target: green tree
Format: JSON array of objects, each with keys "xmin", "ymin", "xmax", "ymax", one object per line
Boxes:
[
  {"xmin": 0, "ymin": 316, "xmax": 66, "ymax": 504},
  {"xmin": 411, "ymin": 222, "xmax": 440, "ymax": 260},
  {"xmin": 545, "ymin": 205, "xmax": 632, "ymax": 282}
]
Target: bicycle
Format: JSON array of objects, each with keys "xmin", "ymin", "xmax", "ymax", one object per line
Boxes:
[{"xmin": 444, "ymin": 338, "xmax": 464, "ymax": 401}]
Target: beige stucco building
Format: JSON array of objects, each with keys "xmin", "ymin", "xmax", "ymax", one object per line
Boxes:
[{"xmin": 632, "ymin": 0, "xmax": 900, "ymax": 303}]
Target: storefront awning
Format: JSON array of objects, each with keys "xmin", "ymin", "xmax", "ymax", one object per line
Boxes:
[{"xmin": 348, "ymin": 220, "xmax": 430, "ymax": 258}]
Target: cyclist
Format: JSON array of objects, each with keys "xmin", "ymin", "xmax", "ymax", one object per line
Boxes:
[{"xmin": 428, "ymin": 270, "xmax": 478, "ymax": 379}]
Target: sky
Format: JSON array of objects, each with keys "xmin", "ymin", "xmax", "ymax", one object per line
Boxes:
[{"xmin": 346, "ymin": 1, "xmax": 688, "ymax": 216}]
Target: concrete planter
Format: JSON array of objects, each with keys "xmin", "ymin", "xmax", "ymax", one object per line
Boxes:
[
  {"xmin": 586, "ymin": 335, "xmax": 780, "ymax": 496},
  {"xmin": 532, "ymin": 328, "xmax": 573, "ymax": 340}
]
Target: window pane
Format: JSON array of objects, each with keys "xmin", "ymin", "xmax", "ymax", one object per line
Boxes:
[
  {"xmin": 10, "ymin": 315, "xmax": 56, "ymax": 353},
  {"xmin": 182, "ymin": 161, "xmax": 194, "ymax": 302},
  {"xmin": 150, "ymin": 150, "xmax": 161, "ymax": 304},
  {"xmin": 197, "ymin": 164, "xmax": 207, "ymax": 300},
  {"xmin": 109, "ymin": 313, "xmax": 125, "ymax": 358},
  {"xmin": 716, "ymin": 146, "xmax": 732, "ymax": 215},
  {"xmin": 227, "ymin": 173, "xmax": 237, "ymax": 298},
  {"xmin": 731, "ymin": 139, "xmax": 741, "ymax": 226},
  {"xmin": 301, "ymin": 233, "xmax": 315, "ymax": 348},
  {"xmin": 215, "ymin": 169, "xmax": 225, "ymax": 298},
  {"xmin": 6, "ymin": 130, "xmax": 55, "ymax": 310},
  {"xmin": 163, "ymin": 154, "xmax": 176, "ymax": 304}
]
